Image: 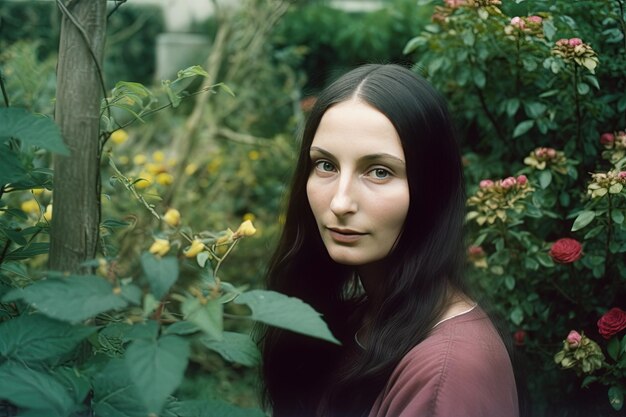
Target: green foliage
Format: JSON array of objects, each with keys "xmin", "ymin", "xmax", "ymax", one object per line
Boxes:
[{"xmin": 405, "ymin": 0, "xmax": 626, "ymax": 413}]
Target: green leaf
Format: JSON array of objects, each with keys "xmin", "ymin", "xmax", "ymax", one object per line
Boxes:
[
  {"xmin": 92, "ymin": 359, "xmax": 149, "ymax": 417},
  {"xmin": 234, "ymin": 290, "xmax": 340, "ymax": 344},
  {"xmin": 539, "ymin": 170, "xmax": 552, "ymax": 189},
  {"xmin": 125, "ymin": 335, "xmax": 190, "ymax": 414},
  {"xmin": 524, "ymin": 101, "xmax": 547, "ymax": 118},
  {"xmin": 164, "ymin": 321, "xmax": 200, "ymax": 336},
  {"xmin": 504, "ymin": 276, "xmax": 516, "ymax": 290},
  {"xmin": 3, "ymin": 275, "xmax": 130, "ymax": 323},
  {"xmin": 167, "ymin": 399, "xmax": 265, "ymax": 417},
  {"xmin": 510, "ymin": 306, "xmax": 524, "ymax": 326},
  {"xmin": 608, "ymin": 337, "xmax": 620, "ymax": 361},
  {"xmin": 572, "ymin": 210, "xmax": 596, "ymax": 231},
  {"xmin": 0, "ymin": 361, "xmax": 75, "ymax": 417},
  {"xmin": 5, "ymin": 242, "xmax": 49, "ymax": 261},
  {"xmin": 611, "ymin": 209, "xmax": 625, "ymax": 225},
  {"xmin": 53, "ymin": 366, "xmax": 91, "ymax": 406},
  {"xmin": 0, "ymin": 314, "xmax": 96, "ymax": 362},
  {"xmin": 181, "ymin": 297, "xmax": 223, "ymax": 341},
  {"xmin": 0, "ymin": 108, "xmax": 69, "ymax": 155},
  {"xmin": 577, "ymin": 82, "xmax": 590, "ymax": 95},
  {"xmin": 543, "ymin": 20, "xmax": 556, "ymax": 40},
  {"xmin": 506, "ymin": 98, "xmax": 520, "ymax": 117},
  {"xmin": 513, "ymin": 120, "xmax": 534, "ymax": 138},
  {"xmin": 536, "ymin": 252, "xmax": 555, "ymax": 267},
  {"xmin": 403, "ymin": 36, "xmax": 427, "ymax": 54},
  {"xmin": 609, "ymin": 386, "xmax": 624, "ymax": 411},
  {"xmin": 462, "ymin": 29, "xmax": 475, "ymax": 46},
  {"xmin": 140, "ymin": 252, "xmax": 179, "ymax": 299},
  {"xmin": 473, "ymin": 70, "xmax": 486, "ymax": 88},
  {"xmin": 199, "ymin": 331, "xmax": 260, "ymax": 367},
  {"xmin": 175, "ymin": 65, "xmax": 209, "ymax": 81},
  {"xmin": 0, "ymin": 145, "xmax": 29, "ymax": 185}
]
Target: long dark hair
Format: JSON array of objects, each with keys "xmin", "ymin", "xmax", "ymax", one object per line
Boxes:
[{"xmin": 260, "ymin": 64, "xmax": 467, "ymax": 417}]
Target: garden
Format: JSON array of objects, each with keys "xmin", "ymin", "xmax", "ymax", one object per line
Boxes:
[{"xmin": 0, "ymin": 0, "xmax": 625, "ymax": 416}]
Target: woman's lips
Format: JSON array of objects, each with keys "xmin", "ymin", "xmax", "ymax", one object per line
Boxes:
[{"xmin": 327, "ymin": 227, "xmax": 366, "ymax": 243}]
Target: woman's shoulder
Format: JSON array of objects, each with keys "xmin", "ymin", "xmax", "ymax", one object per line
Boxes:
[{"xmin": 369, "ymin": 306, "xmax": 519, "ymax": 417}]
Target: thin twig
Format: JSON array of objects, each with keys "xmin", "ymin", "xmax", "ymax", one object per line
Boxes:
[
  {"xmin": 0, "ymin": 68, "xmax": 10, "ymax": 107},
  {"xmin": 0, "ymin": 238, "xmax": 12, "ymax": 267},
  {"xmin": 107, "ymin": 0, "xmax": 127, "ymax": 19}
]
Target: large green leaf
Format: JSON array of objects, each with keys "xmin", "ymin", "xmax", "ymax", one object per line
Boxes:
[
  {"xmin": 140, "ymin": 252, "xmax": 179, "ymax": 299},
  {"xmin": 199, "ymin": 331, "xmax": 260, "ymax": 367},
  {"xmin": 4, "ymin": 242, "xmax": 50, "ymax": 261},
  {"xmin": 0, "ymin": 108, "xmax": 69, "ymax": 155},
  {"xmin": 92, "ymin": 359, "xmax": 149, "ymax": 417},
  {"xmin": 167, "ymin": 399, "xmax": 265, "ymax": 417},
  {"xmin": 571, "ymin": 210, "xmax": 596, "ymax": 232},
  {"xmin": 3, "ymin": 275, "xmax": 133, "ymax": 323},
  {"xmin": 125, "ymin": 334, "xmax": 190, "ymax": 414},
  {"xmin": 234, "ymin": 290, "xmax": 340, "ymax": 344},
  {"xmin": 0, "ymin": 145, "xmax": 29, "ymax": 185},
  {"xmin": 182, "ymin": 297, "xmax": 223, "ymax": 341},
  {"xmin": 0, "ymin": 314, "xmax": 96, "ymax": 362},
  {"xmin": 0, "ymin": 361, "xmax": 75, "ymax": 417}
]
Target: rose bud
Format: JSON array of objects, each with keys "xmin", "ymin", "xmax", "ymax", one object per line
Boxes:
[
  {"xmin": 546, "ymin": 148, "xmax": 556, "ymax": 158},
  {"xmin": 516, "ymin": 175, "xmax": 528, "ymax": 186},
  {"xmin": 566, "ymin": 330, "xmax": 582, "ymax": 348},
  {"xmin": 568, "ymin": 38, "xmax": 583, "ymax": 47},
  {"xmin": 527, "ymin": 15, "xmax": 542, "ymax": 24},
  {"xmin": 514, "ymin": 330, "xmax": 526, "ymax": 346},
  {"xmin": 501, "ymin": 176, "xmax": 517, "ymax": 189},
  {"xmin": 600, "ymin": 132, "xmax": 615, "ymax": 147},
  {"xmin": 479, "ymin": 179, "xmax": 494, "ymax": 189},
  {"xmin": 618, "ymin": 171, "xmax": 626, "ymax": 180}
]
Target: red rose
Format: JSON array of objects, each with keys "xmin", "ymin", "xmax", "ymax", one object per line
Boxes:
[
  {"xmin": 597, "ymin": 307, "xmax": 626, "ymax": 339},
  {"xmin": 513, "ymin": 330, "xmax": 526, "ymax": 346},
  {"xmin": 549, "ymin": 238, "xmax": 583, "ymax": 263}
]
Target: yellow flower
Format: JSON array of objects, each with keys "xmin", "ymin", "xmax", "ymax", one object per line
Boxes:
[
  {"xmin": 134, "ymin": 172, "xmax": 152, "ymax": 189},
  {"xmin": 235, "ymin": 219, "xmax": 256, "ymax": 237},
  {"xmin": 43, "ymin": 204, "xmax": 53, "ymax": 222},
  {"xmin": 242, "ymin": 212, "xmax": 256, "ymax": 222},
  {"xmin": 146, "ymin": 163, "xmax": 162, "ymax": 175},
  {"xmin": 21, "ymin": 199, "xmax": 40, "ymax": 215},
  {"xmin": 31, "ymin": 188, "xmax": 44, "ymax": 196},
  {"xmin": 163, "ymin": 208, "xmax": 181, "ymax": 227},
  {"xmin": 149, "ymin": 238, "xmax": 170, "ymax": 257},
  {"xmin": 216, "ymin": 228, "xmax": 234, "ymax": 246},
  {"xmin": 184, "ymin": 239, "xmax": 205, "ymax": 258},
  {"xmin": 133, "ymin": 154, "xmax": 147, "ymax": 165},
  {"xmin": 110, "ymin": 129, "xmax": 129, "ymax": 145},
  {"xmin": 156, "ymin": 172, "xmax": 174, "ymax": 185},
  {"xmin": 152, "ymin": 150, "xmax": 165, "ymax": 163},
  {"xmin": 185, "ymin": 163, "xmax": 199, "ymax": 176},
  {"xmin": 248, "ymin": 150, "xmax": 260, "ymax": 161}
]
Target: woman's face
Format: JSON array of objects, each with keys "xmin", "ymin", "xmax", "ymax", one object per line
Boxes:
[{"xmin": 306, "ymin": 100, "xmax": 410, "ymax": 266}]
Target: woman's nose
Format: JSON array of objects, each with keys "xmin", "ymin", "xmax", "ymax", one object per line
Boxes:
[{"xmin": 330, "ymin": 176, "xmax": 357, "ymax": 216}]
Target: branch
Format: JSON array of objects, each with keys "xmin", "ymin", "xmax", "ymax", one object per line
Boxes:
[
  {"xmin": 0, "ymin": 68, "xmax": 10, "ymax": 107},
  {"xmin": 216, "ymin": 127, "xmax": 272, "ymax": 147},
  {"xmin": 107, "ymin": 0, "xmax": 127, "ymax": 19}
]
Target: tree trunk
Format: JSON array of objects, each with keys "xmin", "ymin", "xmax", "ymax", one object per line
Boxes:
[{"xmin": 50, "ymin": 0, "xmax": 107, "ymax": 273}]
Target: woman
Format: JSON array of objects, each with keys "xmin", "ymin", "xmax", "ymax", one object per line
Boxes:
[{"xmin": 260, "ymin": 64, "xmax": 519, "ymax": 417}]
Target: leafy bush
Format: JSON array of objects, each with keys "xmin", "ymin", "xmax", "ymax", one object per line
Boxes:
[{"xmin": 405, "ymin": 0, "xmax": 626, "ymax": 414}]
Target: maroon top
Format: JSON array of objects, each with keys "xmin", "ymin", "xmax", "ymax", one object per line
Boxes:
[{"xmin": 368, "ymin": 306, "xmax": 519, "ymax": 417}]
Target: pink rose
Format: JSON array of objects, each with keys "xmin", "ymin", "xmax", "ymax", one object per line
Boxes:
[
  {"xmin": 500, "ymin": 176, "xmax": 517, "ymax": 189},
  {"xmin": 598, "ymin": 308, "xmax": 626, "ymax": 339},
  {"xmin": 600, "ymin": 132, "xmax": 615, "ymax": 146},
  {"xmin": 547, "ymin": 148, "xmax": 556, "ymax": 158},
  {"xmin": 556, "ymin": 38, "xmax": 569, "ymax": 46},
  {"xmin": 527, "ymin": 15, "xmax": 542, "ymax": 24},
  {"xmin": 566, "ymin": 330, "xmax": 582, "ymax": 348},
  {"xmin": 618, "ymin": 171, "xmax": 626, "ymax": 180},
  {"xmin": 568, "ymin": 38, "xmax": 583, "ymax": 47},
  {"xmin": 479, "ymin": 179, "xmax": 494, "ymax": 189},
  {"xmin": 549, "ymin": 238, "xmax": 583, "ymax": 263},
  {"xmin": 510, "ymin": 17, "xmax": 525, "ymax": 28},
  {"xmin": 467, "ymin": 245, "xmax": 485, "ymax": 257},
  {"xmin": 516, "ymin": 175, "xmax": 528, "ymax": 186}
]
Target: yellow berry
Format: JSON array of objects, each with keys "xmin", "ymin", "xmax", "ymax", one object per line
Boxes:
[
  {"xmin": 110, "ymin": 129, "xmax": 129, "ymax": 145},
  {"xmin": 163, "ymin": 208, "xmax": 181, "ymax": 227}
]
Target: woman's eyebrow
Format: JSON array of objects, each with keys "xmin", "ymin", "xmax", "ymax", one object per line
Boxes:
[{"xmin": 310, "ymin": 147, "xmax": 405, "ymax": 165}]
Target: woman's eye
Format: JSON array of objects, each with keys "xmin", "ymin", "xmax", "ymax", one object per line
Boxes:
[
  {"xmin": 368, "ymin": 168, "xmax": 391, "ymax": 179},
  {"xmin": 315, "ymin": 161, "xmax": 336, "ymax": 172}
]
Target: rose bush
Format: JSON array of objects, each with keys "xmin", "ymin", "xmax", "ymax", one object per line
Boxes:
[{"xmin": 406, "ymin": 0, "xmax": 626, "ymax": 414}]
